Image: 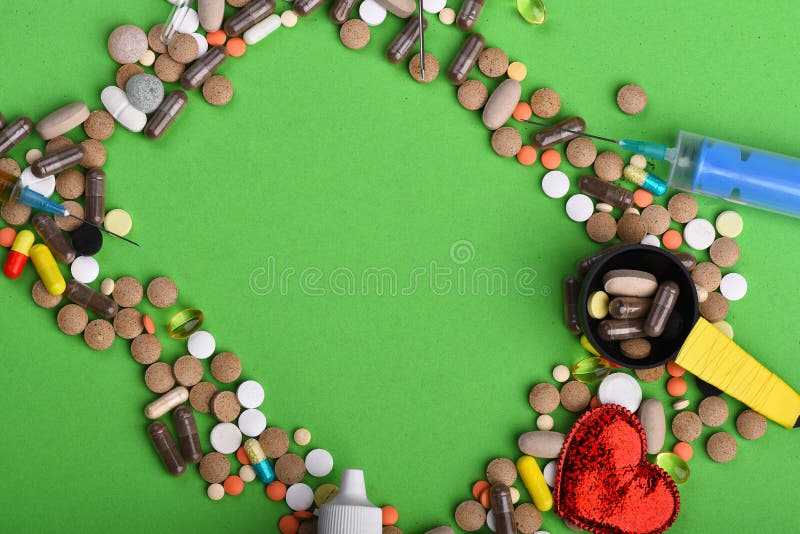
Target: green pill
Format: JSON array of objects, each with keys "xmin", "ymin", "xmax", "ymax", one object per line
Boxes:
[
  {"xmin": 656, "ymin": 452, "xmax": 691, "ymax": 484},
  {"xmin": 517, "ymin": 0, "xmax": 547, "ymax": 25},
  {"xmin": 571, "ymin": 356, "xmax": 611, "ymax": 383},
  {"xmin": 167, "ymin": 308, "xmax": 204, "ymax": 339}
]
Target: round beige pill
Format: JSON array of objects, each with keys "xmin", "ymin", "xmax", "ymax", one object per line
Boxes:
[
  {"xmin": 692, "ymin": 262, "xmax": 721, "ymax": 291},
  {"xmin": 154, "ymin": 54, "xmax": 185, "ymax": 83},
  {"xmin": 439, "ymin": 7, "xmax": 456, "ymax": 24},
  {"xmin": 145, "ymin": 361, "xmax": 176, "ymax": 394},
  {"xmin": 565, "ymin": 138, "xmax": 597, "ymax": 168},
  {"xmin": 514, "ymin": 503, "xmax": 543, "ymax": 534},
  {"xmin": 189, "ymin": 381, "xmax": 218, "ymax": 413},
  {"xmin": 32, "ymin": 280, "xmax": 63, "ymax": 309},
  {"xmin": 617, "ymin": 213, "xmax": 647, "ymax": 244},
  {"xmin": 706, "ymin": 431, "xmax": 737, "ymax": 463},
  {"xmin": 293, "ymin": 427, "xmax": 312, "ymax": 447},
  {"xmin": 45, "ymin": 135, "xmax": 74, "ymax": 155},
  {"xmin": 668, "ymin": 193, "xmax": 698, "ymax": 223},
  {"xmin": 616, "ymin": 84, "xmax": 648, "ymax": 115},
  {"xmin": 199, "ymin": 452, "xmax": 230, "ymax": 484},
  {"xmin": 130, "ymin": 333, "xmax": 162, "ymax": 364},
  {"xmin": 113, "ymin": 276, "xmax": 143, "ymax": 308},
  {"xmin": 84, "ymin": 110, "xmax": 115, "ymax": 141},
  {"xmin": 0, "ymin": 157, "xmax": 21, "ymax": 177},
  {"xmin": 478, "ymin": 48, "xmax": 509, "ymax": 78},
  {"xmin": 139, "ymin": 49, "xmax": 156, "ymax": 67},
  {"xmin": 530, "ymin": 88, "xmax": 561, "ymax": 119},
  {"xmin": 260, "ymin": 427, "xmax": 291, "ymax": 458},
  {"xmin": 147, "ymin": 276, "xmax": 178, "ymax": 308},
  {"xmin": 210, "ymin": 352, "xmax": 242, "ymax": 383},
  {"xmin": 507, "ymin": 61, "xmax": 527, "ymax": 81},
  {"xmin": 211, "ymin": 391, "xmax": 241, "ymax": 423},
  {"xmin": 84, "ymin": 319, "xmax": 115, "ymax": 351},
  {"xmin": 736, "ymin": 409, "xmax": 767, "ymax": 440},
  {"xmin": 641, "ymin": 205, "xmax": 670, "ymax": 236},
  {"xmin": 454, "ymin": 500, "xmax": 485, "ymax": 532},
  {"xmin": 147, "ymin": 24, "xmax": 167, "ymax": 54},
  {"xmin": 207, "ymin": 483, "xmax": 225, "ymax": 501},
  {"xmin": 100, "ymin": 278, "xmax": 115, "ymax": 296},
  {"xmin": 699, "ymin": 291, "xmax": 728, "ymax": 322},
  {"xmin": 620, "ymin": 338, "xmax": 651, "ymax": 359},
  {"xmin": 174, "ymin": 355, "xmax": 205, "ymax": 387},
  {"xmin": 57, "ymin": 304, "xmax": 89, "ymax": 335},
  {"xmin": 671, "ymin": 411, "xmax": 702, "ymax": 443},
  {"xmin": 457, "ymin": 80, "xmax": 489, "ymax": 111},
  {"xmin": 113, "ymin": 307, "xmax": 144, "ymax": 340},
  {"xmin": 560, "ymin": 380, "xmax": 591, "ymax": 412},
  {"xmin": 715, "ymin": 210, "xmax": 743, "ymax": 238},
  {"xmin": 1, "ymin": 202, "xmax": 31, "ymax": 226},
  {"xmin": 486, "ymin": 457, "xmax": 517, "ymax": 486},
  {"xmin": 25, "ymin": 149, "xmax": 42, "ymax": 165},
  {"xmin": 202, "ymin": 76, "xmax": 234, "ymax": 107},
  {"xmin": 709, "ymin": 237, "xmax": 740, "ymax": 268},
  {"xmin": 104, "ymin": 209, "xmax": 133, "ymax": 237},
  {"xmin": 167, "ymin": 33, "xmax": 199, "ymax": 64},
  {"xmin": 339, "ymin": 19, "xmax": 370, "ymax": 50},
  {"xmin": 529, "ymin": 383, "xmax": 560, "ymax": 414},
  {"xmin": 408, "ymin": 53, "xmax": 440, "ymax": 83},
  {"xmin": 55, "ymin": 202, "xmax": 83, "ymax": 231},
  {"xmin": 275, "ymin": 453, "xmax": 307, "ymax": 485},
  {"xmin": 585, "ymin": 212, "xmax": 617, "ymax": 243},
  {"xmin": 116, "ymin": 63, "xmax": 144, "ymax": 89},
  {"xmin": 635, "ymin": 365, "xmax": 665, "ymax": 383},
  {"xmin": 491, "ymin": 127, "xmax": 523, "ymax": 157},
  {"xmin": 698, "ymin": 395, "xmax": 729, "ymax": 427},
  {"xmin": 80, "ymin": 139, "xmax": 107, "ymax": 169},
  {"xmin": 108, "ymin": 25, "xmax": 148, "ymax": 64},
  {"xmin": 594, "ymin": 151, "xmax": 625, "ymax": 182},
  {"xmin": 55, "ymin": 170, "xmax": 85, "ymax": 200}
]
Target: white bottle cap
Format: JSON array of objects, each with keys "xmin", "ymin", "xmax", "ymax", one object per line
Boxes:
[{"xmin": 318, "ymin": 469, "xmax": 382, "ymax": 534}]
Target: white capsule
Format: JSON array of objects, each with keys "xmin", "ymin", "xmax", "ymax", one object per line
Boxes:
[
  {"xmin": 243, "ymin": 14, "xmax": 281, "ymax": 45},
  {"xmin": 101, "ymin": 86, "xmax": 147, "ymax": 132},
  {"xmin": 145, "ymin": 386, "xmax": 189, "ymax": 419}
]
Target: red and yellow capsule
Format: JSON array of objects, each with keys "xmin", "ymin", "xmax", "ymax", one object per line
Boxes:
[
  {"xmin": 3, "ymin": 229, "xmax": 34, "ymax": 279},
  {"xmin": 30, "ymin": 244, "xmax": 66, "ymax": 295}
]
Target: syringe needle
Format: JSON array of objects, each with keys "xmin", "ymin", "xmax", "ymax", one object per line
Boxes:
[
  {"xmin": 68, "ymin": 214, "xmax": 141, "ymax": 247},
  {"xmin": 418, "ymin": 2, "xmax": 425, "ymax": 81}
]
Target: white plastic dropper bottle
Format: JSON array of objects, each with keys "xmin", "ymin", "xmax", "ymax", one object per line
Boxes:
[{"xmin": 318, "ymin": 469, "xmax": 382, "ymax": 534}]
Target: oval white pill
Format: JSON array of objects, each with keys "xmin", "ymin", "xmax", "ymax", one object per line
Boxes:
[
  {"xmin": 209, "ymin": 422, "xmax": 242, "ymax": 454},
  {"xmin": 598, "ymin": 372, "xmax": 642, "ymax": 413},
  {"xmin": 595, "ymin": 202, "xmax": 613, "ymax": 213},
  {"xmin": 237, "ymin": 380, "xmax": 265, "ymax": 408},
  {"xmin": 71, "ymin": 256, "xmax": 100, "ymax": 284},
  {"xmin": 683, "ymin": 218, "xmax": 716, "ymax": 250},
  {"xmin": 238, "ymin": 408, "xmax": 267, "ymax": 437},
  {"xmin": 187, "ymin": 330, "xmax": 216, "ymax": 359},
  {"xmin": 285, "ymin": 483, "xmax": 315, "ymax": 511},
  {"xmin": 243, "ymin": 14, "xmax": 281, "ymax": 45},
  {"xmin": 543, "ymin": 460, "xmax": 557, "ymax": 488},
  {"xmin": 640, "ymin": 234, "xmax": 660, "ymax": 247},
  {"xmin": 359, "ymin": 0, "xmax": 387, "ymax": 26},
  {"xmin": 305, "ymin": 448, "xmax": 334, "ymax": 477},
  {"xmin": 565, "ymin": 194, "xmax": 594, "ymax": 222},
  {"xmin": 101, "ymin": 86, "xmax": 146, "ymax": 132},
  {"xmin": 175, "ymin": 7, "xmax": 200, "ymax": 34},
  {"xmin": 19, "ymin": 167, "xmax": 55, "ymax": 198},
  {"xmin": 542, "ymin": 170, "xmax": 570, "ymax": 199},
  {"xmin": 720, "ymin": 273, "xmax": 747, "ymax": 301},
  {"xmin": 423, "ymin": 0, "xmax": 446, "ymax": 13}
]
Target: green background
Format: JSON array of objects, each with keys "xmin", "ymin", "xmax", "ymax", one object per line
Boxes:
[{"xmin": 1, "ymin": 1, "xmax": 798, "ymax": 532}]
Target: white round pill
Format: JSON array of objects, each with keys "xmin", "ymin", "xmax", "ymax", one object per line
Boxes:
[
  {"xmin": 305, "ymin": 448, "xmax": 334, "ymax": 477},
  {"xmin": 720, "ymin": 273, "xmax": 747, "ymax": 301},
  {"xmin": 683, "ymin": 218, "xmax": 716, "ymax": 250},
  {"xmin": 25, "ymin": 149, "xmax": 42, "ymax": 165},
  {"xmin": 439, "ymin": 7, "xmax": 456, "ymax": 24},
  {"xmin": 281, "ymin": 10, "xmax": 298, "ymax": 28},
  {"xmin": 543, "ymin": 460, "xmax": 557, "ymax": 488},
  {"xmin": 187, "ymin": 330, "xmax": 215, "ymax": 359},
  {"xmin": 190, "ymin": 32, "xmax": 209, "ymax": 58},
  {"xmin": 542, "ymin": 170, "xmax": 570, "ymax": 199},
  {"xmin": 237, "ymin": 380, "xmax": 265, "ymax": 408},
  {"xmin": 207, "ymin": 483, "xmax": 225, "ymax": 501},
  {"xmin": 239, "ymin": 464, "xmax": 256, "ymax": 483},
  {"xmin": 174, "ymin": 7, "xmax": 200, "ymax": 34},
  {"xmin": 598, "ymin": 373, "xmax": 642, "ymax": 413},
  {"xmin": 285, "ymin": 483, "xmax": 315, "ymax": 511},
  {"xmin": 536, "ymin": 414, "xmax": 554, "ymax": 431},
  {"xmin": 640, "ymin": 234, "xmax": 660, "ymax": 247},
  {"xmin": 715, "ymin": 210, "xmax": 743, "ymax": 238},
  {"xmin": 238, "ymin": 408, "xmax": 267, "ymax": 437},
  {"xmin": 209, "ymin": 422, "xmax": 242, "ymax": 454},
  {"xmin": 552, "ymin": 364, "xmax": 570, "ymax": 383},
  {"xmin": 70, "ymin": 256, "xmax": 100, "ymax": 284},
  {"xmin": 486, "ymin": 509, "xmax": 496, "ymax": 531},
  {"xmin": 629, "ymin": 154, "xmax": 647, "ymax": 169},
  {"xmin": 423, "ymin": 0, "xmax": 447, "ymax": 13},
  {"xmin": 359, "ymin": 0, "xmax": 387, "ymax": 26},
  {"xmin": 565, "ymin": 194, "xmax": 594, "ymax": 222},
  {"xmin": 19, "ymin": 167, "xmax": 55, "ymax": 198}
]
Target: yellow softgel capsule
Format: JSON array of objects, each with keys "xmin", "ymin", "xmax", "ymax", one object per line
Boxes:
[
  {"xmin": 517, "ymin": 455, "xmax": 553, "ymax": 512},
  {"xmin": 30, "ymin": 244, "xmax": 66, "ymax": 295}
]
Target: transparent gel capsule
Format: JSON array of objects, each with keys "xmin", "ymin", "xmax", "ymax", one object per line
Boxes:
[
  {"xmin": 167, "ymin": 308, "xmax": 204, "ymax": 339},
  {"xmin": 571, "ymin": 356, "xmax": 611, "ymax": 383},
  {"xmin": 656, "ymin": 452, "xmax": 690, "ymax": 484},
  {"xmin": 517, "ymin": 0, "xmax": 547, "ymax": 25}
]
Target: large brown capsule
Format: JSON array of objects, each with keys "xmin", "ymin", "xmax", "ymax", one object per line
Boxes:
[
  {"xmin": 180, "ymin": 46, "xmax": 228, "ymax": 90},
  {"xmin": 31, "ymin": 145, "xmax": 85, "ymax": 178},
  {"xmin": 456, "ymin": 0, "xmax": 486, "ymax": 31},
  {"xmin": 447, "ymin": 33, "xmax": 485, "ymax": 85},
  {"xmin": 386, "ymin": 17, "xmax": 428, "ymax": 64},
  {"xmin": 609, "ymin": 296, "xmax": 652, "ymax": 319},
  {"xmin": 0, "ymin": 117, "xmax": 34, "ymax": 157},
  {"xmin": 579, "ymin": 175, "xmax": 634, "ymax": 209},
  {"xmin": 224, "ymin": 0, "xmax": 275, "ymax": 35},
  {"xmin": 644, "ymin": 281, "xmax": 680, "ymax": 337},
  {"xmin": 597, "ymin": 319, "xmax": 646, "ymax": 341},
  {"xmin": 563, "ymin": 276, "xmax": 582, "ymax": 335},
  {"xmin": 65, "ymin": 280, "xmax": 118, "ymax": 319},
  {"xmin": 148, "ymin": 421, "xmax": 186, "ymax": 477},
  {"xmin": 490, "ymin": 484, "xmax": 516, "ymax": 534},
  {"xmin": 173, "ymin": 405, "xmax": 203, "ymax": 464},
  {"xmin": 673, "ymin": 252, "xmax": 696, "ymax": 272},
  {"xmin": 31, "ymin": 213, "xmax": 76, "ymax": 264},
  {"xmin": 84, "ymin": 168, "xmax": 106, "ymax": 226},
  {"xmin": 145, "ymin": 91, "xmax": 188, "ymax": 140},
  {"xmin": 330, "ymin": 0, "xmax": 358, "ymax": 24},
  {"xmin": 532, "ymin": 117, "xmax": 586, "ymax": 150},
  {"xmin": 294, "ymin": 0, "xmax": 324, "ymax": 17}
]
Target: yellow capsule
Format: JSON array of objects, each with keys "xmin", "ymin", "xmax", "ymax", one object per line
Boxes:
[
  {"xmin": 10, "ymin": 229, "xmax": 34, "ymax": 254},
  {"xmin": 517, "ymin": 455, "xmax": 553, "ymax": 512},
  {"xmin": 244, "ymin": 438, "xmax": 267, "ymax": 464},
  {"xmin": 29, "ymin": 244, "xmax": 66, "ymax": 295},
  {"xmin": 580, "ymin": 334, "xmax": 601, "ymax": 357}
]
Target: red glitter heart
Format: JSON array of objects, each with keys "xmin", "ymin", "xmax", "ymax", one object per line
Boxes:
[{"xmin": 553, "ymin": 404, "xmax": 680, "ymax": 534}]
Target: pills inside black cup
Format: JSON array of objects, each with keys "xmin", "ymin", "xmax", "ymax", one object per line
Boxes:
[{"xmin": 70, "ymin": 223, "xmax": 103, "ymax": 256}]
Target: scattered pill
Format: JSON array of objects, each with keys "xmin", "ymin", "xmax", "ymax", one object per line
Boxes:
[
  {"xmin": 286, "ymin": 483, "xmax": 314, "ymax": 511},
  {"xmin": 517, "ymin": 146, "xmax": 537, "ymax": 166},
  {"xmin": 113, "ymin": 307, "xmax": 144, "ymax": 340},
  {"xmin": 101, "ymin": 85, "xmax": 147, "ymax": 132},
  {"xmin": 565, "ymin": 138, "xmax": 597, "ymax": 168},
  {"xmin": 565, "ymin": 194, "xmax": 594, "ymax": 222},
  {"xmin": 211, "ymin": 390, "xmax": 241, "ymax": 423},
  {"xmin": 587, "ymin": 290, "xmax": 609, "ymax": 319},
  {"xmin": 620, "ymin": 338, "xmax": 651, "ymax": 359},
  {"xmin": 261, "ymin": 427, "xmax": 291, "ymax": 457},
  {"xmin": 113, "ymin": 276, "xmax": 143, "ymax": 308},
  {"xmin": 57, "ymin": 304, "xmax": 88, "ymax": 335},
  {"xmin": 200, "ymin": 452, "xmax": 230, "ymax": 484},
  {"xmin": 633, "ymin": 189, "xmax": 653, "ymax": 208},
  {"xmin": 305, "ymin": 448, "xmax": 334, "ymax": 477},
  {"xmin": 709, "ymin": 237, "xmax": 740, "ymax": 268},
  {"xmin": 20, "ymin": 166, "xmax": 56, "ymax": 198},
  {"xmin": 237, "ymin": 380, "xmax": 265, "ymax": 408},
  {"xmin": 666, "ymin": 361, "xmax": 685, "ymax": 377},
  {"xmin": 672, "ymin": 441, "xmax": 693, "ymax": 462},
  {"xmin": 661, "ymin": 229, "xmax": 683, "ymax": 250},
  {"xmin": 699, "ymin": 291, "xmax": 729, "ymax": 321},
  {"xmin": 207, "ymin": 483, "xmax": 225, "ymax": 500},
  {"xmin": 103, "ymin": 209, "xmax": 133, "ymax": 237},
  {"xmin": 512, "ymin": 102, "xmax": 533, "ymax": 122},
  {"xmin": 736, "ymin": 409, "xmax": 767, "ymax": 440},
  {"xmin": 640, "ymin": 234, "xmax": 660, "ymax": 247},
  {"xmin": 641, "ymin": 205, "xmax": 670, "ymax": 235},
  {"xmin": 276, "ymin": 454, "xmax": 307, "ymax": 484},
  {"xmin": 0, "ymin": 227, "xmax": 16, "ymax": 248},
  {"xmin": 536, "ymin": 414, "xmax": 554, "ymax": 431},
  {"xmin": 478, "ymin": 48, "xmax": 509, "ymax": 78},
  {"xmin": 585, "ymin": 212, "xmax": 617, "ymax": 243},
  {"xmin": 25, "ymin": 149, "xmax": 42, "ymax": 165},
  {"xmin": 635, "ymin": 365, "xmax": 665, "ymax": 383},
  {"xmin": 698, "ymin": 396, "xmax": 728, "ymax": 427},
  {"xmin": 541, "ymin": 170, "xmax": 569, "ymax": 198},
  {"xmin": 278, "ymin": 515, "xmax": 299, "ymax": 534},
  {"xmin": 638, "ymin": 398, "xmax": 666, "ymax": 454},
  {"xmin": 36, "ymin": 102, "xmax": 91, "ymax": 140},
  {"xmin": 706, "ymin": 431, "xmax": 737, "ymax": 463},
  {"xmin": 715, "ymin": 210, "xmax": 743, "ymax": 238},
  {"xmin": 560, "ymin": 380, "xmax": 591, "ymax": 412},
  {"xmin": 210, "ymin": 422, "xmax": 243, "ymax": 454},
  {"xmin": 224, "ymin": 475, "xmax": 244, "ymax": 496},
  {"xmin": 672, "ymin": 411, "xmax": 702, "ymax": 442},
  {"xmin": 174, "ymin": 355, "xmax": 204, "ymax": 387},
  {"xmin": 594, "ymin": 151, "xmax": 625, "ymax": 182},
  {"xmin": 666, "ymin": 376, "xmax": 687, "ymax": 397},
  {"xmin": 239, "ymin": 464, "xmax": 256, "ymax": 483},
  {"xmin": 598, "ymin": 373, "xmax": 642, "ymax": 412},
  {"xmin": 487, "ymin": 458, "xmax": 517, "ymax": 486},
  {"xmin": 616, "ymin": 84, "xmax": 647, "ymax": 115},
  {"xmin": 457, "ymin": 80, "xmax": 489, "ymax": 111},
  {"xmin": 629, "ymin": 154, "xmax": 647, "ymax": 169},
  {"xmin": 720, "ymin": 273, "xmax": 747, "ymax": 301},
  {"xmin": 226, "ymin": 37, "xmax": 247, "ymax": 57},
  {"xmin": 454, "ymin": 500, "xmax": 486, "ymax": 532},
  {"xmin": 617, "ymin": 213, "xmax": 647, "ymax": 243},
  {"xmin": 145, "ymin": 361, "xmax": 176, "ymax": 394},
  {"xmin": 126, "ymin": 73, "xmax": 165, "ymax": 114},
  {"xmin": 507, "ymin": 61, "xmax": 527, "ymax": 81},
  {"xmin": 672, "ymin": 398, "xmax": 690, "ymax": 411},
  {"xmin": 409, "ymin": 53, "xmax": 440, "ymax": 83},
  {"xmin": 439, "ymin": 7, "xmax": 456, "ymax": 24},
  {"xmin": 147, "ymin": 276, "xmax": 178, "ymax": 308},
  {"xmin": 267, "ymin": 480, "xmax": 288, "ymax": 500},
  {"xmin": 491, "ymin": 127, "xmax": 523, "ymax": 157},
  {"xmin": 530, "ymin": 88, "xmax": 560, "ymax": 119},
  {"xmin": 211, "ymin": 352, "xmax": 242, "ymax": 383},
  {"xmin": 482, "ymin": 79, "xmax": 522, "ymax": 130},
  {"xmin": 239, "ymin": 408, "xmax": 268, "ymax": 437},
  {"xmin": 668, "ymin": 193, "xmax": 698, "ymax": 223},
  {"xmin": 359, "ymin": 0, "xmax": 387, "ymax": 26},
  {"xmin": 69, "ymin": 255, "xmax": 99, "ymax": 284},
  {"xmin": 281, "ymin": 10, "xmax": 299, "ymax": 28},
  {"xmin": 32, "ymin": 279, "xmax": 62, "ymax": 309}
]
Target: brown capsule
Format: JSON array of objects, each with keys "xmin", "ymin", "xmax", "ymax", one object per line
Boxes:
[
  {"xmin": 644, "ymin": 281, "xmax": 680, "ymax": 337},
  {"xmin": 31, "ymin": 145, "xmax": 85, "ymax": 178},
  {"xmin": 173, "ymin": 405, "xmax": 203, "ymax": 464},
  {"xmin": 294, "ymin": 0, "xmax": 324, "ymax": 17},
  {"xmin": 65, "ymin": 280, "xmax": 118, "ymax": 319},
  {"xmin": 330, "ymin": 0, "xmax": 358, "ymax": 24},
  {"xmin": 597, "ymin": 319, "xmax": 646, "ymax": 341},
  {"xmin": 456, "ymin": 0, "xmax": 486, "ymax": 31},
  {"xmin": 84, "ymin": 168, "xmax": 106, "ymax": 226},
  {"xmin": 579, "ymin": 175, "xmax": 634, "ymax": 209},
  {"xmin": 0, "ymin": 112, "xmax": 6, "ymax": 129},
  {"xmin": 148, "ymin": 421, "xmax": 186, "ymax": 476},
  {"xmin": 490, "ymin": 484, "xmax": 516, "ymax": 534},
  {"xmin": 145, "ymin": 90, "xmax": 188, "ymax": 140},
  {"xmin": 225, "ymin": 0, "xmax": 275, "ymax": 35},
  {"xmin": 447, "ymin": 33, "xmax": 485, "ymax": 85},
  {"xmin": 386, "ymin": 17, "xmax": 428, "ymax": 64},
  {"xmin": 673, "ymin": 252, "xmax": 696, "ymax": 272},
  {"xmin": 180, "ymin": 46, "xmax": 228, "ymax": 90},
  {"xmin": 532, "ymin": 117, "xmax": 586, "ymax": 150},
  {"xmin": 31, "ymin": 213, "xmax": 76, "ymax": 264},
  {"xmin": 609, "ymin": 296, "xmax": 652, "ymax": 319},
  {"xmin": 563, "ymin": 276, "xmax": 582, "ymax": 335},
  {"xmin": 576, "ymin": 244, "xmax": 626, "ymax": 276},
  {"xmin": 0, "ymin": 117, "xmax": 34, "ymax": 157}
]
